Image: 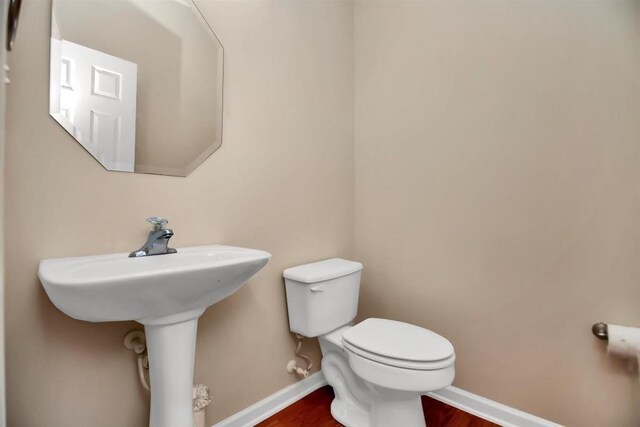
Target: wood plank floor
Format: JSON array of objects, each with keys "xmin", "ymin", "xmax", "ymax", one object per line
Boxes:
[{"xmin": 257, "ymin": 386, "xmax": 499, "ymax": 427}]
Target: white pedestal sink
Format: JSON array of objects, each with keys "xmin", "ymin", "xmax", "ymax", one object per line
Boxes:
[{"xmin": 38, "ymin": 245, "xmax": 271, "ymax": 427}]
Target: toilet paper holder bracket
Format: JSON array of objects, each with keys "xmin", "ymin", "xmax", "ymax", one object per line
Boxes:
[{"xmin": 592, "ymin": 322, "xmax": 608, "ymax": 340}]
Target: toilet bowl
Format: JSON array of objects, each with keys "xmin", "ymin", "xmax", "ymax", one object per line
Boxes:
[{"xmin": 283, "ymin": 259, "xmax": 455, "ymax": 427}]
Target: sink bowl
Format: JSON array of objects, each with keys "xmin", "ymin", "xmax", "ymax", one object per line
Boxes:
[
  {"xmin": 38, "ymin": 245, "xmax": 271, "ymax": 324},
  {"xmin": 38, "ymin": 244, "xmax": 271, "ymax": 427}
]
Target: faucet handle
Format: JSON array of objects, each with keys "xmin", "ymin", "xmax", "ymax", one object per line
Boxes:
[{"xmin": 146, "ymin": 216, "xmax": 169, "ymax": 231}]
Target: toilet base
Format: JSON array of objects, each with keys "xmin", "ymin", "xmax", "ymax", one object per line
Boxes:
[
  {"xmin": 320, "ymin": 346, "xmax": 371, "ymax": 427},
  {"xmin": 319, "ymin": 345, "xmax": 427, "ymax": 427},
  {"xmin": 330, "ymin": 397, "xmax": 370, "ymax": 427},
  {"xmin": 328, "ymin": 384, "xmax": 426, "ymax": 427},
  {"xmin": 319, "ymin": 329, "xmax": 451, "ymax": 427},
  {"xmin": 369, "ymin": 388, "xmax": 425, "ymax": 427}
]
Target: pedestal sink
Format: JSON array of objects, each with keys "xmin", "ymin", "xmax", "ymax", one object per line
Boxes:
[{"xmin": 38, "ymin": 245, "xmax": 271, "ymax": 427}]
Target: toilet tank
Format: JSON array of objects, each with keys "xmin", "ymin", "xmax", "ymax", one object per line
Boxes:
[{"xmin": 283, "ymin": 258, "xmax": 363, "ymax": 337}]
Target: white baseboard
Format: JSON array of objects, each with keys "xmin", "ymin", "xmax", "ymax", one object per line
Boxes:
[
  {"xmin": 212, "ymin": 372, "xmax": 561, "ymax": 427},
  {"xmin": 428, "ymin": 386, "xmax": 563, "ymax": 427},
  {"xmin": 211, "ymin": 372, "xmax": 328, "ymax": 427}
]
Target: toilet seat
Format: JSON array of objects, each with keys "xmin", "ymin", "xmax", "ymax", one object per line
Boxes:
[{"xmin": 342, "ymin": 318, "xmax": 455, "ymax": 370}]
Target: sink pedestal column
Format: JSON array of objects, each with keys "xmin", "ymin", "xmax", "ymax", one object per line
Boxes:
[{"xmin": 144, "ymin": 310, "xmax": 204, "ymax": 427}]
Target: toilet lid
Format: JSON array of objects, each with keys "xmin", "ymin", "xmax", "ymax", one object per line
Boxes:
[{"xmin": 342, "ymin": 318, "xmax": 454, "ymax": 365}]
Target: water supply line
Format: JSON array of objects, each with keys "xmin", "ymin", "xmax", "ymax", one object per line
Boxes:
[{"xmin": 286, "ymin": 334, "xmax": 313, "ymax": 378}]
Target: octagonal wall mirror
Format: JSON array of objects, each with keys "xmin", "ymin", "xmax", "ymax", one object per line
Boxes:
[{"xmin": 49, "ymin": 0, "xmax": 224, "ymax": 177}]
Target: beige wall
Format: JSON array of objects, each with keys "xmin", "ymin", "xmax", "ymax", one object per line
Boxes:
[
  {"xmin": 5, "ymin": 0, "xmax": 353, "ymax": 425},
  {"xmin": 354, "ymin": 1, "xmax": 640, "ymax": 426}
]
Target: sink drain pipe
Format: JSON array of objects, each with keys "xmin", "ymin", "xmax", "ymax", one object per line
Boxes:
[
  {"xmin": 124, "ymin": 330, "xmax": 212, "ymax": 427},
  {"xmin": 124, "ymin": 330, "xmax": 150, "ymax": 390}
]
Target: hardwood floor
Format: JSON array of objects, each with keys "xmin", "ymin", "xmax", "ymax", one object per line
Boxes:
[
  {"xmin": 257, "ymin": 386, "xmax": 340, "ymax": 427},
  {"xmin": 421, "ymin": 394, "xmax": 498, "ymax": 427},
  {"xmin": 257, "ymin": 386, "xmax": 499, "ymax": 427}
]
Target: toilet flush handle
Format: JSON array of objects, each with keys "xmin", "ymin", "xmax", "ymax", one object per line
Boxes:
[{"xmin": 309, "ymin": 286, "xmax": 324, "ymax": 293}]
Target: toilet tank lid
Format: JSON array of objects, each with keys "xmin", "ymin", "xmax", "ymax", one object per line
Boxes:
[{"xmin": 283, "ymin": 258, "xmax": 363, "ymax": 283}]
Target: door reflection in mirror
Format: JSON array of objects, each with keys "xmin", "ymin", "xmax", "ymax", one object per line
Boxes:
[{"xmin": 50, "ymin": 39, "xmax": 138, "ymax": 172}]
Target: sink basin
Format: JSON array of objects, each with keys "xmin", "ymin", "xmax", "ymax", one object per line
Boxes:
[
  {"xmin": 38, "ymin": 245, "xmax": 271, "ymax": 324},
  {"xmin": 38, "ymin": 244, "xmax": 271, "ymax": 427}
]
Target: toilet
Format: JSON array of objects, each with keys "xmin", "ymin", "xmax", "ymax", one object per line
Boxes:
[{"xmin": 283, "ymin": 258, "xmax": 455, "ymax": 427}]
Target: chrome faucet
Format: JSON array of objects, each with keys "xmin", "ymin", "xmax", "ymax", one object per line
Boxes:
[{"xmin": 129, "ymin": 217, "xmax": 178, "ymax": 258}]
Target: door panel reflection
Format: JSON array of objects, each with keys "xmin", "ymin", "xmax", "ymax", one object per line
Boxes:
[{"xmin": 51, "ymin": 39, "xmax": 137, "ymax": 172}]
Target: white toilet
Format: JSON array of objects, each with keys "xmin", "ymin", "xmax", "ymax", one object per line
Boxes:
[{"xmin": 283, "ymin": 258, "xmax": 455, "ymax": 427}]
